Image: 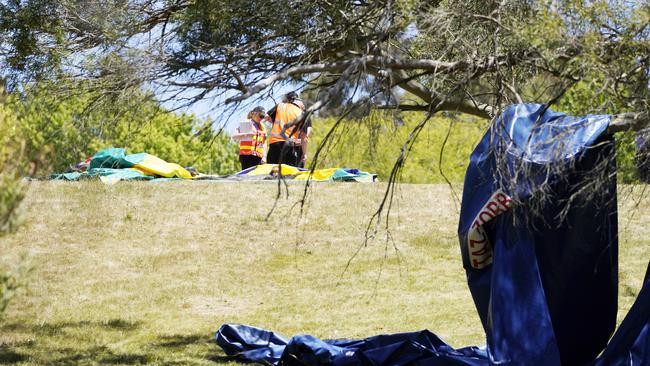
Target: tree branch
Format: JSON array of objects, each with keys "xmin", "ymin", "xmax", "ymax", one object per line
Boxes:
[
  {"xmin": 376, "ymin": 104, "xmax": 429, "ymax": 111},
  {"xmin": 389, "ymin": 70, "xmax": 495, "ymax": 119},
  {"xmin": 225, "ymin": 52, "xmax": 531, "ymax": 105},
  {"xmin": 607, "ymin": 112, "xmax": 650, "ymax": 134}
]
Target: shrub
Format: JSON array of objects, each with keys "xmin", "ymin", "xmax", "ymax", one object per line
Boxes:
[
  {"xmin": 10, "ymin": 83, "xmax": 240, "ymax": 176},
  {"xmin": 0, "ymin": 87, "xmax": 31, "ymax": 317},
  {"xmin": 309, "ymin": 111, "xmax": 488, "ymax": 183}
]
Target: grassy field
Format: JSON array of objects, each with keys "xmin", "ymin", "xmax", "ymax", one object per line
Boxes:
[{"xmin": 1, "ymin": 181, "xmax": 648, "ymax": 365}]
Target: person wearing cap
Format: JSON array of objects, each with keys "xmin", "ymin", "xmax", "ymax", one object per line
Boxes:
[
  {"xmin": 295, "ymin": 99, "xmax": 312, "ymax": 168},
  {"xmin": 232, "ymin": 106, "xmax": 268, "ymax": 170},
  {"xmin": 265, "ymin": 92, "xmax": 304, "ymax": 166},
  {"xmin": 277, "ymin": 98, "xmax": 312, "ymax": 168}
]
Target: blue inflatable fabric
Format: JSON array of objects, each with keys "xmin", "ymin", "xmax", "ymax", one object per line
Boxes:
[
  {"xmin": 216, "ymin": 324, "xmax": 489, "ymax": 366},
  {"xmin": 458, "ymin": 104, "xmax": 617, "ymax": 365},
  {"xmin": 593, "ymin": 263, "xmax": 650, "ymax": 366}
]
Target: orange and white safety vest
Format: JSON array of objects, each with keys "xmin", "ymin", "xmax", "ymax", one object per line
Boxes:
[
  {"xmin": 269, "ymin": 102, "xmax": 302, "ymax": 144},
  {"xmin": 239, "ymin": 121, "xmax": 266, "ymax": 158}
]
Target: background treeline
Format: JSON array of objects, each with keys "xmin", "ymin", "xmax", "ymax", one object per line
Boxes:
[
  {"xmin": 1, "ymin": 83, "xmax": 239, "ymax": 177},
  {"xmin": 0, "ymin": 82, "xmax": 642, "ymax": 183},
  {"xmin": 309, "ymin": 113, "xmax": 640, "ymax": 185},
  {"xmin": 307, "ymin": 77, "xmax": 642, "ymax": 186},
  {"xmin": 310, "ymin": 112, "xmax": 489, "ymax": 184}
]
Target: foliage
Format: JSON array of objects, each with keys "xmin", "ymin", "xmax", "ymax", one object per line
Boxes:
[
  {"xmin": 8, "ymin": 83, "xmax": 239, "ymax": 175},
  {"xmin": 0, "ymin": 173, "xmax": 24, "ymax": 236},
  {"xmin": 557, "ymin": 80, "xmax": 640, "ymax": 183},
  {"xmin": 0, "ymin": 256, "xmax": 31, "ymax": 316},
  {"xmin": 614, "ymin": 131, "xmax": 639, "ymax": 184},
  {"xmin": 310, "ymin": 112, "xmax": 488, "ymax": 183},
  {"xmin": 1, "ymin": 1, "xmax": 646, "ymax": 118},
  {"xmin": 0, "ymin": 0, "xmax": 64, "ymax": 81},
  {"xmin": 0, "ymin": 87, "xmax": 30, "ymax": 317},
  {"xmin": 0, "ymin": 87, "xmax": 26, "ymax": 235}
]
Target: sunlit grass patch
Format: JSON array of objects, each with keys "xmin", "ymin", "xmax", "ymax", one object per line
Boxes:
[{"xmin": 0, "ymin": 181, "xmax": 647, "ymax": 365}]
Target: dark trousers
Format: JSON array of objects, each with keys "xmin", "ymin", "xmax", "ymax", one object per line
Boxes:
[
  {"xmin": 267, "ymin": 142, "xmax": 301, "ymax": 167},
  {"xmin": 239, "ymin": 155, "xmax": 262, "ymax": 170}
]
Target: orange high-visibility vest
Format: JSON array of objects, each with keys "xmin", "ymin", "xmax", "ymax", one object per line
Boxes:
[
  {"xmin": 239, "ymin": 121, "xmax": 266, "ymax": 158},
  {"xmin": 269, "ymin": 102, "xmax": 302, "ymax": 144}
]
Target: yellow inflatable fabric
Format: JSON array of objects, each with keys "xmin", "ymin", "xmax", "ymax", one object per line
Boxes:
[
  {"xmin": 243, "ymin": 165, "xmax": 340, "ymax": 181},
  {"xmin": 294, "ymin": 168, "xmax": 338, "ymax": 181},
  {"xmin": 245, "ymin": 164, "xmax": 302, "ymax": 176},
  {"xmin": 129, "ymin": 167, "xmax": 155, "ymax": 176},
  {"xmin": 133, "ymin": 154, "xmax": 192, "ymax": 179}
]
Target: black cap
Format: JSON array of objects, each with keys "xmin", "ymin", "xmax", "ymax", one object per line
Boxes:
[
  {"xmin": 285, "ymin": 91, "xmax": 300, "ymax": 101},
  {"xmin": 251, "ymin": 106, "xmax": 266, "ymax": 115}
]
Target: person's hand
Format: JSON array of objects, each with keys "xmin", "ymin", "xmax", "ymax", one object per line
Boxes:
[{"xmin": 301, "ymin": 154, "xmax": 307, "ymax": 162}]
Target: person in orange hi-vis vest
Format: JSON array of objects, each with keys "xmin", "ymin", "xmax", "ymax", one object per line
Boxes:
[
  {"xmin": 232, "ymin": 106, "xmax": 268, "ymax": 170},
  {"xmin": 292, "ymin": 99, "xmax": 312, "ymax": 168},
  {"xmin": 266, "ymin": 92, "xmax": 304, "ymax": 167}
]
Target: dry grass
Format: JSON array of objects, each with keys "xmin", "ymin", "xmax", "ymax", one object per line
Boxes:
[{"xmin": 0, "ymin": 181, "xmax": 648, "ymax": 365}]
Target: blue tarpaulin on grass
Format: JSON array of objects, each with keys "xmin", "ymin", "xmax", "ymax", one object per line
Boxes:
[
  {"xmin": 214, "ymin": 273, "xmax": 646, "ymax": 366},
  {"xmin": 216, "ymin": 324, "xmax": 489, "ymax": 366},
  {"xmin": 214, "ymin": 104, "xmax": 650, "ymax": 366}
]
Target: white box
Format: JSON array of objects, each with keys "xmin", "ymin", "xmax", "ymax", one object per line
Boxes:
[{"xmin": 238, "ymin": 120, "xmax": 253, "ymax": 134}]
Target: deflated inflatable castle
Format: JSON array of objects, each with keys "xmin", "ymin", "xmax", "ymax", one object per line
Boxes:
[{"xmin": 215, "ymin": 104, "xmax": 650, "ymax": 366}]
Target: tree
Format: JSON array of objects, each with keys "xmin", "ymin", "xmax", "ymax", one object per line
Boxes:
[
  {"xmin": 0, "ymin": 0, "xmax": 650, "ymax": 117},
  {"xmin": 1, "ymin": 0, "xmax": 647, "ymax": 123}
]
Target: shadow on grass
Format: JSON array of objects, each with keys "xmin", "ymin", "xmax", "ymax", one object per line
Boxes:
[
  {"xmin": 1, "ymin": 319, "xmax": 145, "ymax": 365},
  {"xmin": 1, "ymin": 320, "xmax": 229, "ymax": 365},
  {"xmin": 207, "ymin": 354, "xmax": 237, "ymax": 364},
  {"xmin": 1, "ymin": 342, "xmax": 155, "ymax": 366},
  {"xmin": 154, "ymin": 333, "xmax": 214, "ymax": 348},
  {"xmin": 0, "ymin": 318, "xmax": 141, "ymax": 336},
  {"xmin": 53, "ymin": 346, "xmax": 151, "ymax": 365},
  {"xmin": 0, "ymin": 347, "xmax": 27, "ymax": 364},
  {"xmin": 150, "ymin": 333, "xmax": 234, "ymax": 365}
]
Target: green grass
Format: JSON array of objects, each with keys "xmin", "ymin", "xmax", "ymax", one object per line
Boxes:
[{"xmin": 1, "ymin": 182, "xmax": 648, "ymax": 365}]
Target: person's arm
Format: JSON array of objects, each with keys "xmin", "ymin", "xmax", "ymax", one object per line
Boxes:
[
  {"xmin": 262, "ymin": 140, "xmax": 268, "ymax": 164},
  {"xmin": 260, "ymin": 124, "xmax": 268, "ymax": 163},
  {"xmin": 231, "ymin": 131, "xmax": 254, "ymax": 141},
  {"xmin": 267, "ymin": 105, "xmax": 277, "ymax": 122},
  {"xmin": 282, "ymin": 113, "xmax": 304, "ymax": 131},
  {"xmin": 301, "ymin": 126, "xmax": 312, "ymax": 163}
]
